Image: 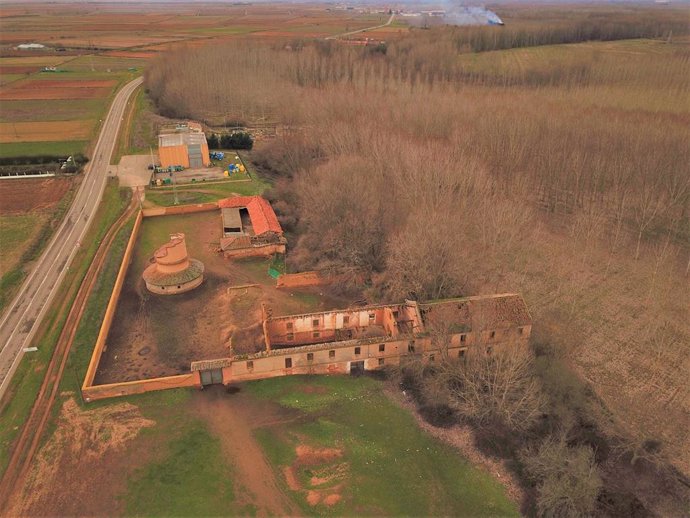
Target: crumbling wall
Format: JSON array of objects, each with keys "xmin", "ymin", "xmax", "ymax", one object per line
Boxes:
[
  {"xmin": 222, "ymin": 243, "xmax": 285, "ymax": 259},
  {"xmin": 83, "ymin": 372, "xmax": 201, "ymax": 402},
  {"xmin": 142, "ymin": 202, "xmax": 218, "ymax": 218},
  {"xmin": 276, "ymin": 271, "xmax": 324, "ymax": 288}
]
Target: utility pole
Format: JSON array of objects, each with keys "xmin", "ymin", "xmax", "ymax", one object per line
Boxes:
[{"xmin": 172, "ymin": 171, "xmax": 179, "ymax": 205}]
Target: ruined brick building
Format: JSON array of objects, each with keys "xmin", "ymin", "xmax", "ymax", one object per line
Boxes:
[{"xmin": 191, "ymin": 293, "xmax": 532, "ymax": 387}]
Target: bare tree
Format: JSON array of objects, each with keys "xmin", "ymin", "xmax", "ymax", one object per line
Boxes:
[
  {"xmin": 522, "ymin": 437, "xmax": 602, "ymax": 518},
  {"xmin": 435, "ymin": 340, "xmax": 545, "ymax": 432}
]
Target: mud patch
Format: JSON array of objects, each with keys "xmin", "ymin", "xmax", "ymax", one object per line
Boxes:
[
  {"xmin": 280, "ymin": 442, "xmax": 348, "ymax": 508},
  {"xmin": 299, "ymin": 384, "xmax": 329, "ymax": 395}
]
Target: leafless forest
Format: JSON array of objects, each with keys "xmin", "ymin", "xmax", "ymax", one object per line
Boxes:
[{"xmin": 146, "ymin": 7, "xmax": 689, "ymax": 514}]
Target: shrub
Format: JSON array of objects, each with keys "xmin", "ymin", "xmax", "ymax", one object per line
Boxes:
[
  {"xmin": 522, "ymin": 438, "xmax": 603, "ymax": 517},
  {"xmin": 220, "ymin": 132, "xmax": 253, "ymax": 150}
]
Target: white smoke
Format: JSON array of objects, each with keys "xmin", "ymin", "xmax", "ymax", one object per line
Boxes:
[{"xmin": 443, "ymin": 5, "xmax": 504, "ymax": 26}]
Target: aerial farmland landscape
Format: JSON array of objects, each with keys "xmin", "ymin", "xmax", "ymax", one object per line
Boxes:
[{"xmin": 0, "ymin": 1, "xmax": 688, "ymax": 517}]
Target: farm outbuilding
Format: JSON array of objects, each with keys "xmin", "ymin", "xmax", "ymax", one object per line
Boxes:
[
  {"xmin": 158, "ymin": 122, "xmax": 211, "ymax": 169},
  {"xmin": 217, "ymin": 196, "xmax": 286, "ymax": 258}
]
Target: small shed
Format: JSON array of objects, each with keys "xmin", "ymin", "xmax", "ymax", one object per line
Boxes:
[{"xmin": 222, "ymin": 208, "xmax": 243, "ymax": 236}]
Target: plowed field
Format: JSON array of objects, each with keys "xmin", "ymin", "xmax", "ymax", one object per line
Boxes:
[
  {"xmin": 0, "ymin": 87, "xmax": 110, "ymax": 100},
  {"xmin": 0, "ymin": 177, "xmax": 75, "ymax": 215},
  {"xmin": 0, "ymin": 66, "xmax": 40, "ymax": 75},
  {"xmin": 22, "ymin": 80, "xmax": 116, "ymax": 89}
]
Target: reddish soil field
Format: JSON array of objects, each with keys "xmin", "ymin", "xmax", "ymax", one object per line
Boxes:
[
  {"xmin": 22, "ymin": 79, "xmax": 116, "ymax": 89},
  {"xmin": 0, "ymin": 66, "xmax": 40, "ymax": 74},
  {"xmin": 0, "ymin": 177, "xmax": 75, "ymax": 215},
  {"xmin": 252, "ymin": 31, "xmax": 328, "ymax": 38},
  {"xmin": 102, "ymin": 51, "xmax": 157, "ymax": 59},
  {"xmin": 0, "ymin": 87, "xmax": 110, "ymax": 100}
]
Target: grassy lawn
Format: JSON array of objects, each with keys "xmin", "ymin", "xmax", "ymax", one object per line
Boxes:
[
  {"xmin": 246, "ymin": 375, "xmax": 519, "ymax": 517},
  {"xmin": 0, "ymin": 140, "xmax": 89, "ymax": 158},
  {"xmin": 0, "ymin": 213, "xmax": 48, "ymax": 277},
  {"xmin": 0, "ymin": 179, "xmax": 130, "ymax": 477},
  {"xmin": 0, "ymin": 99, "xmax": 104, "ymax": 123},
  {"xmin": 124, "ymin": 411, "xmax": 237, "ymax": 516},
  {"xmin": 144, "ymin": 174, "xmax": 270, "ymax": 207},
  {"xmin": 0, "ymin": 187, "xmax": 75, "ymax": 313},
  {"xmin": 113, "ymin": 87, "xmax": 159, "ymax": 164}
]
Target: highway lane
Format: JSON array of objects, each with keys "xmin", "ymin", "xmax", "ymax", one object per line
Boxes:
[{"xmin": 0, "ymin": 76, "xmax": 143, "ymax": 401}]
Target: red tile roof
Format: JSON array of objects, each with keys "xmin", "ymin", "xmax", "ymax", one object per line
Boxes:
[{"xmin": 217, "ymin": 196, "xmax": 283, "ymax": 236}]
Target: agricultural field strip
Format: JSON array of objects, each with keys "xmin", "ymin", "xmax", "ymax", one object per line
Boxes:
[
  {"xmin": 0, "ymin": 76, "xmax": 143, "ymax": 401},
  {"xmin": 0, "ymin": 121, "xmax": 94, "ymax": 143}
]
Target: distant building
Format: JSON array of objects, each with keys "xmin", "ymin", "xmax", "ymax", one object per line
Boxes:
[
  {"xmin": 217, "ymin": 196, "xmax": 286, "ymax": 258},
  {"xmin": 16, "ymin": 43, "xmax": 46, "ymax": 50},
  {"xmin": 158, "ymin": 122, "xmax": 210, "ymax": 169}
]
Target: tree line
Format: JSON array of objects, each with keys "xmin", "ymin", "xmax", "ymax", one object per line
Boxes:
[{"xmin": 145, "ymin": 10, "xmax": 690, "ymax": 515}]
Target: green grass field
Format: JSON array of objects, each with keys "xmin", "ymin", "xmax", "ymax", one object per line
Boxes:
[
  {"xmin": 124, "ymin": 414, "xmax": 237, "ymax": 516},
  {"xmin": 247, "ymin": 375, "xmax": 518, "ymax": 516},
  {"xmin": 0, "ymin": 140, "xmax": 89, "ymax": 158},
  {"xmin": 0, "ymin": 99, "xmax": 104, "ymax": 123},
  {"xmin": 38, "ymin": 374, "xmax": 516, "ymax": 516},
  {"xmin": 144, "ymin": 173, "xmax": 270, "ymax": 207},
  {"xmin": 0, "ymin": 186, "xmax": 76, "ymax": 313},
  {"xmin": 0, "ymin": 213, "xmax": 48, "ymax": 276}
]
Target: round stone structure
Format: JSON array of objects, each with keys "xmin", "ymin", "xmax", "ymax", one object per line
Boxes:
[{"xmin": 142, "ymin": 233, "xmax": 204, "ymax": 295}]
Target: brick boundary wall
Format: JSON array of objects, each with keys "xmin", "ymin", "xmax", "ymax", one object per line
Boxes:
[
  {"xmin": 276, "ymin": 271, "xmax": 325, "ymax": 288},
  {"xmin": 223, "ymin": 243, "xmax": 285, "ymax": 259},
  {"xmin": 82, "ymin": 203, "xmax": 220, "ymax": 400},
  {"xmin": 142, "ymin": 202, "xmax": 219, "ymax": 218},
  {"xmin": 83, "ymin": 372, "xmax": 201, "ymax": 401},
  {"xmin": 82, "ymin": 210, "xmax": 143, "ymax": 389}
]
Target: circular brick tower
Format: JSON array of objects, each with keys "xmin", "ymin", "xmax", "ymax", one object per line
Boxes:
[{"xmin": 142, "ymin": 233, "xmax": 204, "ymax": 295}]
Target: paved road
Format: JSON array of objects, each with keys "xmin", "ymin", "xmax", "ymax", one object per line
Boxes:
[
  {"xmin": 325, "ymin": 13, "xmax": 395, "ymax": 40},
  {"xmin": 0, "ymin": 76, "xmax": 143, "ymax": 401}
]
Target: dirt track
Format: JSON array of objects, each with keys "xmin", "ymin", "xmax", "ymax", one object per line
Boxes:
[{"xmin": 193, "ymin": 387, "xmax": 300, "ymax": 517}]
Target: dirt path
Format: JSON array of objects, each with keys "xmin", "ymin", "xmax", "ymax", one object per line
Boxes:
[
  {"xmin": 192, "ymin": 386, "xmax": 300, "ymax": 517},
  {"xmin": 325, "ymin": 13, "xmax": 395, "ymax": 40}
]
